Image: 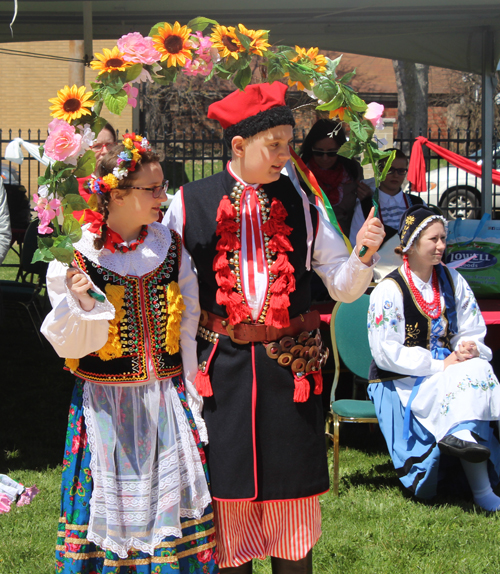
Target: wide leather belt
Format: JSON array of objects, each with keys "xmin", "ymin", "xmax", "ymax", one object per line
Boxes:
[{"xmin": 199, "ymin": 309, "xmax": 321, "ymax": 344}]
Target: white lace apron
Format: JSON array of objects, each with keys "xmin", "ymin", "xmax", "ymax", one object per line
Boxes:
[{"xmin": 83, "ymin": 378, "xmax": 211, "ymax": 558}]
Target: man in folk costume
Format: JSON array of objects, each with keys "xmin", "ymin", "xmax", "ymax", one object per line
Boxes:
[{"xmin": 164, "ymin": 82, "xmax": 385, "ymax": 574}]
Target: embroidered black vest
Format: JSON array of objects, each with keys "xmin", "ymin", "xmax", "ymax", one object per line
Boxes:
[
  {"xmin": 71, "ymin": 230, "xmax": 183, "ymax": 384},
  {"xmin": 369, "ymin": 266, "xmax": 455, "ymax": 382},
  {"xmin": 182, "ymin": 170, "xmax": 319, "ymax": 321}
]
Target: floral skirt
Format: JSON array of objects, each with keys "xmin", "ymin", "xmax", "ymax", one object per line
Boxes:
[{"xmin": 56, "ymin": 378, "xmax": 218, "ymax": 574}]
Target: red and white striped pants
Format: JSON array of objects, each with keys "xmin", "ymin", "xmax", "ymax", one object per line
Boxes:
[{"xmin": 213, "ymin": 497, "xmax": 322, "ymax": 568}]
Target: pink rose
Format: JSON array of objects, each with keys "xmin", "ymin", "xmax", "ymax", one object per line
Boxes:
[
  {"xmin": 45, "ymin": 119, "xmax": 82, "ymax": 163},
  {"xmin": 123, "ymin": 83, "xmax": 139, "ymax": 108},
  {"xmin": 117, "ymin": 32, "xmax": 161, "ymax": 65},
  {"xmin": 364, "ymin": 102, "xmax": 385, "ymax": 130}
]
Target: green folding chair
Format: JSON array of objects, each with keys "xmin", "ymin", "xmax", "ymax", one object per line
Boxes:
[{"xmin": 325, "ymin": 293, "xmax": 378, "ymax": 496}]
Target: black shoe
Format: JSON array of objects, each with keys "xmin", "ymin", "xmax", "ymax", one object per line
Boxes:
[{"xmin": 438, "ymin": 434, "xmax": 491, "ymax": 463}]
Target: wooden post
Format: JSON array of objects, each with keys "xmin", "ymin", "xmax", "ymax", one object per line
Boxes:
[{"xmin": 68, "ymin": 40, "xmax": 85, "ymax": 86}]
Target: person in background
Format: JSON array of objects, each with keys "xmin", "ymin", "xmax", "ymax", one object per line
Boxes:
[
  {"xmin": 368, "ymin": 205, "xmax": 500, "ymax": 511},
  {"xmin": 0, "ymin": 179, "xmax": 12, "ymax": 265},
  {"xmin": 77, "ymin": 122, "xmax": 117, "ymax": 200},
  {"xmin": 300, "ymin": 118, "xmax": 366, "ymax": 238},
  {"xmin": 349, "ymin": 149, "xmax": 426, "ymax": 281},
  {"xmin": 349, "ymin": 149, "xmax": 425, "ymax": 247}
]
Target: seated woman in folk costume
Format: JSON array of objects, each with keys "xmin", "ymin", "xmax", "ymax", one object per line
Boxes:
[{"xmin": 368, "ymin": 205, "xmax": 500, "ymax": 511}]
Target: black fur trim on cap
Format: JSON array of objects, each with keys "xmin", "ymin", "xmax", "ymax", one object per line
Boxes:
[{"xmin": 223, "ymin": 106, "xmax": 295, "ymax": 147}]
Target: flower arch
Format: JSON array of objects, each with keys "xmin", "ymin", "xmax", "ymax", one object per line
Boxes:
[{"xmin": 33, "ymin": 17, "xmax": 392, "ymax": 265}]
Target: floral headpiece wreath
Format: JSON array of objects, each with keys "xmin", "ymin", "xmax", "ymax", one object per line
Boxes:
[
  {"xmin": 33, "ymin": 16, "xmax": 393, "ymax": 266},
  {"xmin": 86, "ymin": 133, "xmax": 152, "ymax": 196}
]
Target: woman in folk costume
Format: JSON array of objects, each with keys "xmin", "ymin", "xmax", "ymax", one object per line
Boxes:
[
  {"xmin": 164, "ymin": 82, "xmax": 385, "ymax": 573},
  {"xmin": 368, "ymin": 205, "xmax": 500, "ymax": 511},
  {"xmin": 41, "ymin": 135, "xmax": 218, "ymax": 574}
]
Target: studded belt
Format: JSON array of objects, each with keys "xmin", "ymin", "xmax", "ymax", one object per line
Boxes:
[{"xmin": 198, "ymin": 309, "xmax": 321, "ymax": 344}]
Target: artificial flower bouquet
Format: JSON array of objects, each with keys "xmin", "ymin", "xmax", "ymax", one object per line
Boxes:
[{"xmin": 33, "ymin": 16, "xmax": 393, "ymax": 266}]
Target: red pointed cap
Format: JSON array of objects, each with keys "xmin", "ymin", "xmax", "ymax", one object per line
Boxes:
[{"xmin": 208, "ymin": 82, "xmax": 288, "ymax": 129}]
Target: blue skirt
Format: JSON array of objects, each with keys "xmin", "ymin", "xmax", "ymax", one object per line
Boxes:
[
  {"xmin": 368, "ymin": 380, "xmax": 500, "ymax": 499},
  {"xmin": 55, "ymin": 378, "xmax": 219, "ymax": 574}
]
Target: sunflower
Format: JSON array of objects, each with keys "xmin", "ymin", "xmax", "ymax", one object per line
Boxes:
[
  {"xmin": 152, "ymin": 21, "xmax": 193, "ymax": 68},
  {"xmin": 211, "ymin": 25, "xmax": 244, "ymax": 60},
  {"xmin": 90, "ymin": 46, "xmax": 133, "ymax": 75},
  {"xmin": 287, "ymin": 46, "xmax": 328, "ymax": 90},
  {"xmin": 48, "ymin": 85, "xmax": 95, "ymax": 123},
  {"xmin": 236, "ymin": 24, "xmax": 271, "ymax": 57}
]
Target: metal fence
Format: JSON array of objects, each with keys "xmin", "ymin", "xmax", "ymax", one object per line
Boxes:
[{"xmin": 2, "ymin": 127, "xmax": 499, "ymax": 220}]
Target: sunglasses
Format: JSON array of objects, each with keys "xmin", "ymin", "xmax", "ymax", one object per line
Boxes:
[
  {"xmin": 312, "ymin": 149, "xmax": 339, "ymax": 158},
  {"xmin": 387, "ymin": 168, "xmax": 408, "ymax": 176},
  {"xmin": 120, "ymin": 180, "xmax": 169, "ymax": 199}
]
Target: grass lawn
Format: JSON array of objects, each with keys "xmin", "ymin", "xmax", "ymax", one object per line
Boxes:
[{"xmin": 2, "ymin": 247, "xmax": 500, "ymax": 573}]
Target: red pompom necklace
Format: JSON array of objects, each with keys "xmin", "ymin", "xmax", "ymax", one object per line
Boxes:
[{"xmin": 404, "ymin": 260, "xmax": 441, "ymax": 319}]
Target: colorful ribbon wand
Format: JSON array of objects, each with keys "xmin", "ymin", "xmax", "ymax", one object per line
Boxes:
[{"xmin": 289, "ymin": 147, "xmax": 352, "ymax": 253}]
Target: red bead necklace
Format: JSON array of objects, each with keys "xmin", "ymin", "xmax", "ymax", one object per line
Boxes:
[{"xmin": 404, "ymin": 260, "xmax": 442, "ymax": 319}]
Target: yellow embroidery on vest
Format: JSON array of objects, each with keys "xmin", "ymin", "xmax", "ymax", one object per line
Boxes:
[
  {"xmin": 98, "ymin": 284, "xmax": 126, "ymax": 361},
  {"xmin": 165, "ymin": 281, "xmax": 185, "ymax": 354},
  {"xmin": 65, "ymin": 358, "xmax": 80, "ymax": 371}
]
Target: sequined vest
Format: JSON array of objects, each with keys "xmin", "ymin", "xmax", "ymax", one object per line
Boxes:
[
  {"xmin": 70, "ymin": 230, "xmax": 183, "ymax": 384},
  {"xmin": 369, "ymin": 265, "xmax": 455, "ymax": 382}
]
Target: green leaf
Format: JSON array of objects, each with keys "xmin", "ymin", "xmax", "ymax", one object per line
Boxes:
[
  {"xmin": 155, "ymin": 65, "xmax": 178, "ymax": 83},
  {"xmin": 73, "ymin": 150, "xmax": 96, "ymax": 178},
  {"xmin": 37, "ymin": 175, "xmax": 49, "ymax": 186},
  {"xmin": 233, "ymin": 65, "xmax": 252, "ymax": 91},
  {"xmin": 38, "ymin": 144, "xmax": 45, "ymax": 158},
  {"xmin": 312, "ymin": 80, "xmax": 337, "ymax": 104},
  {"xmin": 325, "ymin": 55, "xmax": 342, "ymax": 75},
  {"xmin": 187, "ymin": 17, "xmax": 219, "ymax": 32},
  {"xmin": 38, "ymin": 235, "xmax": 54, "ymax": 249},
  {"xmin": 338, "ymin": 70, "xmax": 356, "ymax": 84},
  {"xmin": 32, "ymin": 246, "xmax": 55, "ymax": 263},
  {"xmin": 286, "ymin": 62, "xmax": 313, "ymax": 86},
  {"xmin": 62, "ymin": 214, "xmax": 83, "ymax": 242},
  {"xmin": 213, "ymin": 63, "xmax": 233, "ymax": 81},
  {"xmin": 91, "ymin": 116, "xmax": 107, "ymax": 137},
  {"xmin": 346, "ymin": 92, "xmax": 368, "ymax": 113},
  {"xmin": 148, "ymin": 22, "xmax": 165, "ymax": 37},
  {"xmin": 49, "ymin": 235, "xmax": 75, "ymax": 264},
  {"xmin": 57, "ymin": 175, "xmax": 79, "ymax": 197},
  {"xmin": 379, "ymin": 149, "xmax": 397, "ymax": 183},
  {"xmin": 234, "ymin": 27, "xmax": 252, "ymax": 51},
  {"xmin": 104, "ymin": 88, "xmax": 128, "ymax": 116},
  {"xmin": 62, "ymin": 193, "xmax": 89, "ymax": 214},
  {"xmin": 93, "ymin": 99, "xmax": 103, "ymax": 117},
  {"xmin": 349, "ymin": 120, "xmax": 369, "ymax": 143},
  {"xmin": 125, "ymin": 63, "xmax": 143, "ymax": 83},
  {"xmin": 316, "ymin": 91, "xmax": 344, "ymax": 112},
  {"xmin": 266, "ymin": 56, "xmax": 286, "ymax": 83}
]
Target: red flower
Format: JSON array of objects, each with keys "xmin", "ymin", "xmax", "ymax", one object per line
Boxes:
[
  {"xmin": 375, "ymin": 314, "xmax": 383, "ymax": 325},
  {"xmin": 71, "ymin": 435, "xmax": 81, "ymax": 454},
  {"xmin": 197, "ymin": 549, "xmax": 213, "ymax": 563}
]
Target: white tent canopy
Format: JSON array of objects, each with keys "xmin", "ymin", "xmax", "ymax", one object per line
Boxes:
[{"xmin": 1, "ymin": 0, "xmax": 499, "ymax": 211}]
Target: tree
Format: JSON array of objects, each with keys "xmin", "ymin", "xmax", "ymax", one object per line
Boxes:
[{"xmin": 393, "ymin": 60, "xmax": 429, "ymax": 151}]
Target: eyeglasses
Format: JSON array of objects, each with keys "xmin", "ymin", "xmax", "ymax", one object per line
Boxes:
[
  {"xmin": 91, "ymin": 142, "xmax": 113, "ymax": 152},
  {"xmin": 121, "ymin": 180, "xmax": 169, "ymax": 198},
  {"xmin": 387, "ymin": 168, "xmax": 408, "ymax": 176},
  {"xmin": 312, "ymin": 149, "xmax": 339, "ymax": 158}
]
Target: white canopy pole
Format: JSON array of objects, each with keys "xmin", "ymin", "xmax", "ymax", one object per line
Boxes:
[{"xmin": 481, "ymin": 28, "xmax": 495, "ymax": 217}]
